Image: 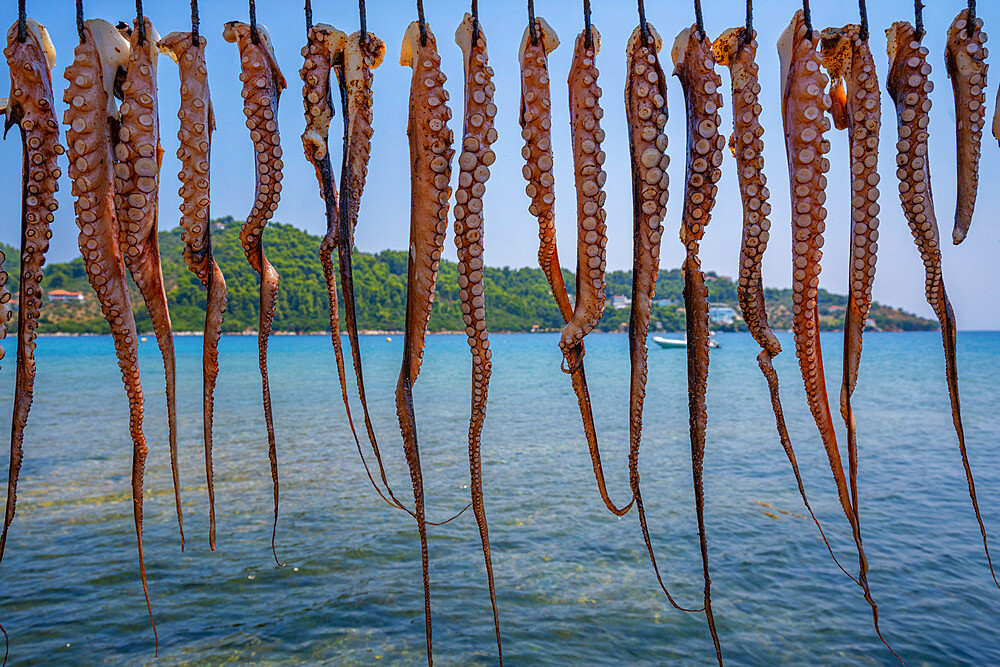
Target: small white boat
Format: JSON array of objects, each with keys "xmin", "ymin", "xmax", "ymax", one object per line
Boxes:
[{"xmin": 652, "ymin": 335, "xmax": 720, "ymax": 350}]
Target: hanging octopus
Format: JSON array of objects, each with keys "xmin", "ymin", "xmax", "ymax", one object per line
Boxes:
[
  {"xmin": 887, "ymin": 21, "xmax": 999, "ymax": 590},
  {"xmin": 820, "ymin": 20, "xmax": 881, "ymax": 573},
  {"xmin": 559, "ymin": 22, "xmax": 634, "ymax": 518},
  {"xmin": 451, "ymin": 13, "xmax": 502, "ymax": 663},
  {"xmin": 671, "ymin": 23, "xmax": 725, "ymax": 665},
  {"xmin": 625, "ymin": 21, "xmax": 702, "ymax": 612},
  {"xmin": 712, "ymin": 25, "xmax": 849, "ymax": 577},
  {"xmin": 113, "ymin": 17, "xmax": 183, "ymax": 550},
  {"xmin": 62, "ymin": 17, "xmax": 157, "ymax": 640},
  {"xmin": 778, "ymin": 12, "xmax": 898, "ymax": 660},
  {"xmin": 944, "ymin": 9, "xmax": 988, "ymax": 245},
  {"xmin": 1, "ymin": 17, "xmax": 62, "ymax": 561},
  {"xmin": 159, "ymin": 29, "xmax": 229, "ymax": 551},
  {"xmin": 223, "ymin": 20, "xmax": 286, "ymax": 566},
  {"xmin": 300, "ymin": 22, "xmax": 385, "ymax": 504},
  {"xmin": 519, "ymin": 17, "xmax": 570, "ymax": 321}
]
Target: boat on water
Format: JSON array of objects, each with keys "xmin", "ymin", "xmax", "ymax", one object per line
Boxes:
[{"xmin": 652, "ymin": 334, "xmax": 720, "ymax": 350}]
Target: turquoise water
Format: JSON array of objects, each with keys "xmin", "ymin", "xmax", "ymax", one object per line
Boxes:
[{"xmin": 0, "ymin": 331, "xmax": 998, "ymax": 665}]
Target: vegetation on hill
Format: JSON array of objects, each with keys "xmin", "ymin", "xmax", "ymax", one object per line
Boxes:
[{"xmin": 0, "ymin": 218, "xmax": 935, "ymax": 335}]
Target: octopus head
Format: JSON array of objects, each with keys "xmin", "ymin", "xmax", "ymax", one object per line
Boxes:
[
  {"xmin": 518, "ymin": 17, "xmax": 559, "ymax": 68},
  {"xmin": 628, "ymin": 22, "xmax": 662, "ymax": 59},
  {"xmin": 5, "ymin": 18, "xmax": 56, "ymax": 70},
  {"xmin": 820, "ymin": 27, "xmax": 854, "ymax": 130},
  {"xmin": 400, "ymin": 20, "xmax": 437, "ymax": 68},
  {"xmin": 84, "ymin": 18, "xmax": 131, "ymax": 118}
]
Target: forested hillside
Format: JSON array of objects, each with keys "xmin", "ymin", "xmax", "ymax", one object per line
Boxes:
[{"xmin": 0, "ymin": 218, "xmax": 935, "ymax": 334}]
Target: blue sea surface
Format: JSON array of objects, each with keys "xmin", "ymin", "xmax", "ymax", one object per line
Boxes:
[{"xmin": 0, "ymin": 331, "xmax": 998, "ymax": 665}]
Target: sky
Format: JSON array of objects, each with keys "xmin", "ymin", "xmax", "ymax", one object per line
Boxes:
[{"xmin": 2, "ymin": 0, "xmax": 999, "ymax": 329}]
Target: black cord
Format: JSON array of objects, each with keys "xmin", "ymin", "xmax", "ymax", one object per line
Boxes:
[
  {"xmin": 136, "ymin": 0, "xmax": 146, "ymax": 45},
  {"xmin": 583, "ymin": 0, "xmax": 593, "ymax": 49},
  {"xmin": 745, "ymin": 0, "xmax": 753, "ymax": 42},
  {"xmin": 858, "ymin": 0, "xmax": 868, "ymax": 41},
  {"xmin": 305, "ymin": 0, "xmax": 312, "ymax": 31},
  {"xmin": 417, "ymin": 0, "xmax": 427, "ymax": 46},
  {"xmin": 76, "ymin": 0, "xmax": 86, "ymax": 43},
  {"xmin": 360, "ymin": 0, "xmax": 367, "ymax": 49},
  {"xmin": 192, "ymin": 0, "xmax": 200, "ymax": 46},
  {"xmin": 16, "ymin": 0, "xmax": 26, "ymax": 43},
  {"xmin": 528, "ymin": 0, "xmax": 537, "ymax": 45},
  {"xmin": 914, "ymin": 0, "xmax": 924, "ymax": 41},
  {"xmin": 638, "ymin": 0, "xmax": 648, "ymax": 45},
  {"xmin": 249, "ymin": 0, "xmax": 259, "ymax": 44},
  {"xmin": 472, "ymin": 0, "xmax": 479, "ymax": 47},
  {"xmin": 694, "ymin": 0, "xmax": 705, "ymax": 41},
  {"xmin": 968, "ymin": 0, "xmax": 977, "ymax": 32},
  {"xmin": 803, "ymin": 0, "xmax": 812, "ymax": 41}
]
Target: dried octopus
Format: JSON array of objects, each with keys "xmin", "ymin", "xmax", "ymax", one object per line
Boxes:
[
  {"xmin": 223, "ymin": 20, "xmax": 286, "ymax": 565},
  {"xmin": 62, "ymin": 17, "xmax": 156, "ymax": 638},
  {"xmin": 1, "ymin": 17, "xmax": 61, "ymax": 561},
  {"xmin": 624, "ymin": 21, "xmax": 700, "ymax": 612},
  {"xmin": 519, "ymin": 17, "xmax": 570, "ymax": 322},
  {"xmin": 944, "ymin": 9, "xmax": 988, "ymax": 245},
  {"xmin": 887, "ymin": 21, "xmax": 999, "ymax": 590},
  {"xmin": 159, "ymin": 29, "xmax": 228, "ymax": 551},
  {"xmin": 712, "ymin": 25, "xmax": 848, "ymax": 577},
  {"xmin": 558, "ymin": 23, "xmax": 634, "ymax": 518},
  {"xmin": 820, "ymin": 20, "xmax": 882, "ymax": 572},
  {"xmin": 299, "ymin": 23, "xmax": 378, "ymax": 502},
  {"xmin": 453, "ymin": 13, "xmax": 502, "ymax": 663},
  {"xmin": 671, "ymin": 24, "xmax": 725, "ymax": 664},
  {"xmin": 778, "ymin": 11, "xmax": 896, "ymax": 659},
  {"xmin": 113, "ymin": 17, "xmax": 183, "ymax": 549}
]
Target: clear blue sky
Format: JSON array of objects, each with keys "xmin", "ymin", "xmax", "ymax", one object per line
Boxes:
[{"xmin": 2, "ymin": 1, "xmax": 998, "ymax": 329}]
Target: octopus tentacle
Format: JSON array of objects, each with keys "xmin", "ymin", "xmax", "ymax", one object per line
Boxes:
[
  {"xmin": 453, "ymin": 15, "xmax": 502, "ymax": 663},
  {"xmin": 113, "ymin": 18, "xmax": 183, "ymax": 551},
  {"xmin": 62, "ymin": 19, "xmax": 156, "ymax": 642},
  {"xmin": 779, "ymin": 13, "xmax": 898, "ymax": 661},
  {"xmin": 821, "ymin": 21, "xmax": 881, "ymax": 571},
  {"xmin": 1, "ymin": 18, "xmax": 62, "ymax": 561},
  {"xmin": 561, "ymin": 25, "xmax": 633, "ymax": 518},
  {"xmin": 224, "ymin": 20, "xmax": 286, "ymax": 566},
  {"xmin": 626, "ymin": 23, "xmax": 703, "ymax": 613},
  {"xmin": 713, "ymin": 25, "xmax": 856, "ymax": 583},
  {"xmin": 887, "ymin": 21, "xmax": 999, "ymax": 590},
  {"xmin": 944, "ymin": 9, "xmax": 988, "ymax": 245},
  {"xmin": 158, "ymin": 30, "xmax": 228, "ymax": 551},
  {"xmin": 672, "ymin": 25, "xmax": 726, "ymax": 664},
  {"xmin": 519, "ymin": 18, "xmax": 571, "ymax": 323}
]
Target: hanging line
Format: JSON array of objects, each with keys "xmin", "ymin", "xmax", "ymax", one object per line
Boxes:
[
  {"xmin": 858, "ymin": 0, "xmax": 869, "ymax": 41},
  {"xmin": 76, "ymin": 0, "xmax": 86, "ymax": 42},
  {"xmin": 472, "ymin": 0, "xmax": 480, "ymax": 47},
  {"xmin": 16, "ymin": 0, "xmax": 26, "ymax": 43},
  {"xmin": 583, "ymin": 0, "xmax": 593, "ymax": 50},
  {"xmin": 914, "ymin": 0, "xmax": 924, "ymax": 41},
  {"xmin": 359, "ymin": 0, "xmax": 368, "ymax": 49},
  {"xmin": 305, "ymin": 0, "xmax": 312, "ymax": 32},
  {"xmin": 803, "ymin": 0, "xmax": 813, "ymax": 41},
  {"xmin": 637, "ymin": 0, "xmax": 649, "ymax": 46},
  {"xmin": 192, "ymin": 0, "xmax": 200, "ymax": 46},
  {"xmin": 694, "ymin": 0, "xmax": 705, "ymax": 41},
  {"xmin": 249, "ymin": 0, "xmax": 259, "ymax": 44},
  {"xmin": 417, "ymin": 0, "xmax": 427, "ymax": 46},
  {"xmin": 968, "ymin": 0, "xmax": 977, "ymax": 32},
  {"xmin": 743, "ymin": 0, "xmax": 753, "ymax": 45},
  {"xmin": 136, "ymin": 0, "xmax": 146, "ymax": 45},
  {"xmin": 528, "ymin": 0, "xmax": 537, "ymax": 45}
]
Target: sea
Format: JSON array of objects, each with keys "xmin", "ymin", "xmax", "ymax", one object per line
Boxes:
[{"xmin": 0, "ymin": 331, "xmax": 997, "ymax": 665}]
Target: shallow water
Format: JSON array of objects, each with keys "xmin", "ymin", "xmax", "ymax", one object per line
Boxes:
[{"xmin": 0, "ymin": 330, "xmax": 998, "ymax": 665}]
